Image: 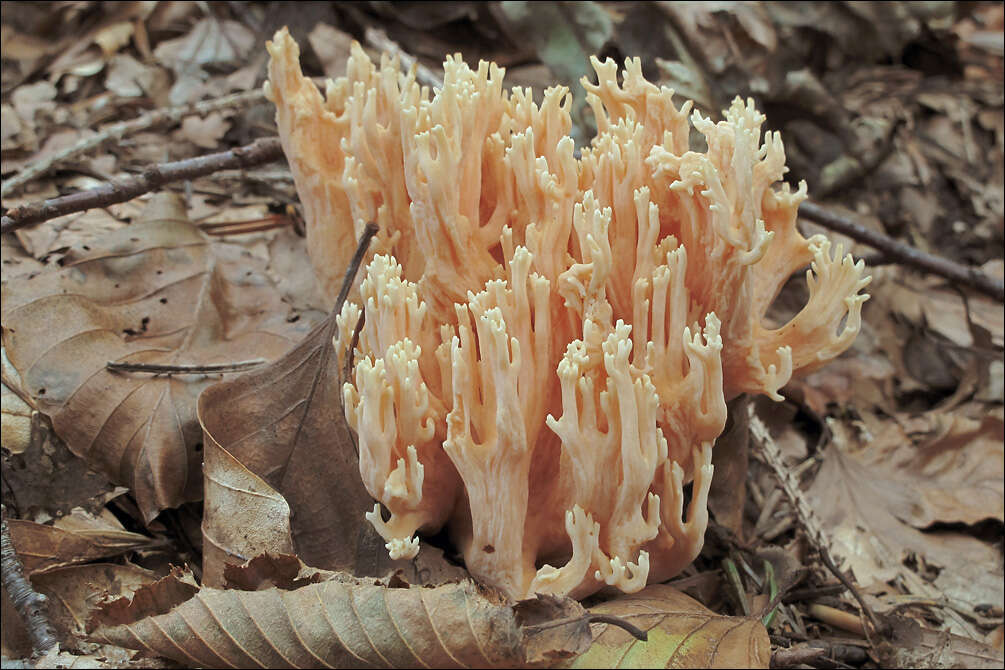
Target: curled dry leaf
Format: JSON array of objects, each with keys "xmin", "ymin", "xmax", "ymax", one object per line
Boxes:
[
  {"xmin": 198, "ymin": 313, "xmax": 469, "ymax": 587},
  {"xmin": 563, "ymin": 584, "xmax": 770, "ymax": 669},
  {"xmin": 196, "ymin": 309, "xmax": 384, "ymax": 582},
  {"xmin": 1, "ymin": 193, "xmax": 312, "ymax": 522},
  {"xmin": 89, "ymin": 574, "xmax": 592, "ymax": 669},
  {"xmin": 198, "ymin": 221, "xmax": 466, "ymax": 586}
]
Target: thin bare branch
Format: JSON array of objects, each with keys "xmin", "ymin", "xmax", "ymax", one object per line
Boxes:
[
  {"xmin": 106, "ymin": 359, "xmax": 267, "ymax": 375},
  {"xmin": 1, "ymin": 137, "xmax": 284, "ymax": 235},
  {"xmin": 524, "ymin": 613, "xmax": 649, "ymax": 642},
  {"xmin": 747, "ymin": 407, "xmax": 889, "ymax": 638},
  {"xmin": 800, "ymin": 200, "xmax": 1004, "ymax": 302},
  {"xmin": 1, "ymin": 89, "xmax": 269, "ymax": 199}
]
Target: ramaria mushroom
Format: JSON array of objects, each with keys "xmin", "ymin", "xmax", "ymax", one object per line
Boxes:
[{"xmin": 264, "ymin": 28, "xmax": 870, "ymax": 600}]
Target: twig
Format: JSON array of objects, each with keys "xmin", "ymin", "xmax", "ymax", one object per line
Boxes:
[
  {"xmin": 1, "ymin": 89, "xmax": 269, "ymax": 198},
  {"xmin": 747, "ymin": 406, "xmax": 889, "ymax": 638},
  {"xmin": 722, "ymin": 557, "xmax": 751, "ymax": 616},
  {"xmin": 1, "ymin": 137, "xmax": 284, "ymax": 234},
  {"xmin": 808, "ymin": 603, "xmax": 867, "ymax": 637},
  {"xmin": 106, "ymin": 359, "xmax": 267, "ymax": 375},
  {"xmin": 799, "ymin": 200, "xmax": 1004, "ymax": 302},
  {"xmin": 525, "ymin": 613, "xmax": 649, "ymax": 642},
  {"xmin": 200, "ymin": 215, "xmax": 292, "ymax": 236},
  {"xmin": 771, "ymin": 645, "xmax": 827, "ymax": 668},
  {"xmin": 1, "ymin": 506, "xmax": 58, "ymax": 655},
  {"xmin": 364, "ymin": 27, "xmax": 444, "ymax": 90}
]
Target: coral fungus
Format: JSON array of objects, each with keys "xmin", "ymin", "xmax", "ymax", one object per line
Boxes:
[{"xmin": 264, "ymin": 28, "xmax": 870, "ymax": 600}]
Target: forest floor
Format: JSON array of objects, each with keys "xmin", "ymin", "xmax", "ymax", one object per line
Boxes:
[{"xmin": 1, "ymin": 2, "xmax": 1003, "ymax": 668}]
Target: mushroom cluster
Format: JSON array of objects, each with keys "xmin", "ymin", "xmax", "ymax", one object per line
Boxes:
[{"xmin": 264, "ymin": 28, "xmax": 870, "ymax": 600}]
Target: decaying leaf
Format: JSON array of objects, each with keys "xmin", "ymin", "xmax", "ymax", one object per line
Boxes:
[
  {"xmin": 1, "ymin": 193, "xmax": 312, "ymax": 522},
  {"xmin": 91, "ymin": 565, "xmax": 200, "ymax": 629},
  {"xmin": 198, "ymin": 313, "xmax": 470, "ymax": 586},
  {"xmin": 30, "ymin": 563, "xmax": 160, "ymax": 648},
  {"xmin": 197, "ymin": 305, "xmax": 391, "ymax": 582},
  {"xmin": 877, "ymin": 616, "xmax": 1005, "ymax": 669},
  {"xmin": 0, "ymin": 418, "xmax": 119, "ymax": 521},
  {"xmin": 200, "ymin": 426, "xmax": 295, "ymax": 587},
  {"xmin": 806, "ymin": 417, "xmax": 1004, "ymax": 625},
  {"xmin": 563, "ymin": 584, "xmax": 770, "ymax": 669},
  {"xmin": 6, "ymin": 516, "xmax": 159, "ymax": 575},
  {"xmin": 89, "ymin": 573, "xmax": 592, "ymax": 669}
]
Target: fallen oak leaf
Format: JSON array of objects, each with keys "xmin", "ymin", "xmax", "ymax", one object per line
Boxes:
[
  {"xmin": 1, "ymin": 193, "xmax": 315, "ymax": 522},
  {"xmin": 561, "ymin": 584, "xmax": 771, "ymax": 669},
  {"xmin": 88, "ymin": 571, "xmax": 593, "ymax": 669}
]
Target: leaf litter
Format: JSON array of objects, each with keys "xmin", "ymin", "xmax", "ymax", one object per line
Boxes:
[{"xmin": 1, "ymin": 1, "xmax": 1003, "ymax": 668}]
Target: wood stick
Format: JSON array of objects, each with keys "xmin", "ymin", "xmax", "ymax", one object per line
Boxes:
[
  {"xmin": 1, "ymin": 89, "xmax": 269, "ymax": 198},
  {"xmin": 799, "ymin": 200, "xmax": 1004, "ymax": 302},
  {"xmin": 1, "ymin": 137, "xmax": 284, "ymax": 235},
  {"xmin": 0, "ymin": 508, "xmax": 58, "ymax": 655}
]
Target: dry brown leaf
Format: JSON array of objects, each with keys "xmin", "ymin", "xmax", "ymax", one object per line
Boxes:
[
  {"xmin": 0, "ymin": 396, "xmax": 119, "ymax": 520},
  {"xmin": 877, "ymin": 616, "xmax": 1005, "ymax": 669},
  {"xmin": 806, "ymin": 418, "xmax": 1004, "ymax": 620},
  {"xmin": 708, "ymin": 396, "xmax": 750, "ymax": 537},
  {"xmin": 876, "ymin": 409, "xmax": 1004, "ymax": 527},
  {"xmin": 92, "ymin": 565, "xmax": 200, "ymax": 629},
  {"xmin": 30, "ymin": 563, "xmax": 159, "ymax": 648},
  {"xmin": 223, "ymin": 553, "xmax": 333, "ymax": 592},
  {"xmin": 266, "ymin": 223, "xmax": 329, "ymax": 314},
  {"xmin": 307, "ymin": 23, "xmax": 353, "ymax": 81},
  {"xmin": 198, "ymin": 316, "xmax": 470, "ymax": 586},
  {"xmin": 200, "ymin": 427, "xmax": 295, "ymax": 587},
  {"xmin": 6, "ymin": 517, "xmax": 160, "ymax": 575},
  {"xmin": 198, "ymin": 268, "xmax": 466, "ymax": 586},
  {"xmin": 1, "ymin": 193, "xmax": 311, "ymax": 522},
  {"xmin": 562, "ymin": 584, "xmax": 770, "ymax": 669},
  {"xmin": 175, "ymin": 111, "xmax": 232, "ymax": 150},
  {"xmin": 89, "ymin": 575, "xmax": 591, "ymax": 669}
]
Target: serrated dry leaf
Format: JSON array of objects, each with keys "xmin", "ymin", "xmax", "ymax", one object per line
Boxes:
[
  {"xmin": 6, "ymin": 518, "xmax": 160, "ymax": 575},
  {"xmin": 1, "ymin": 194, "xmax": 312, "ymax": 522},
  {"xmin": 562, "ymin": 584, "xmax": 770, "ymax": 669},
  {"xmin": 89, "ymin": 575, "xmax": 591, "ymax": 669}
]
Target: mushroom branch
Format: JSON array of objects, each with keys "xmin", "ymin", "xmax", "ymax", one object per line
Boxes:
[{"xmin": 265, "ymin": 28, "xmax": 870, "ymax": 600}]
